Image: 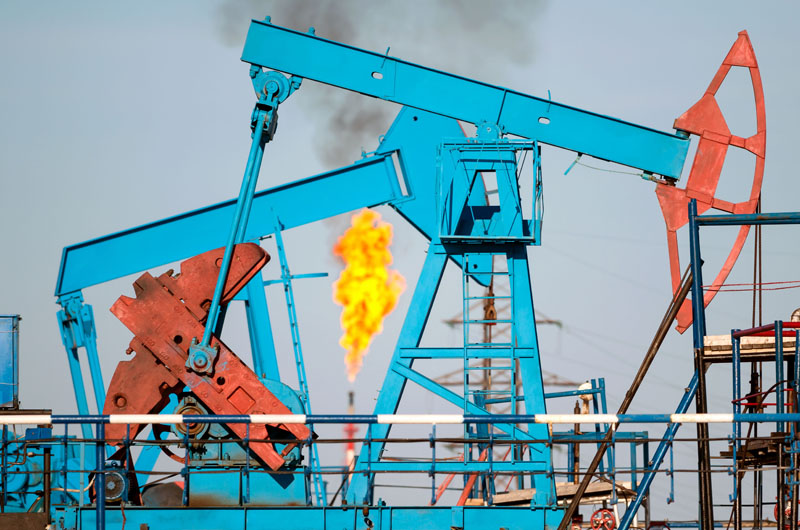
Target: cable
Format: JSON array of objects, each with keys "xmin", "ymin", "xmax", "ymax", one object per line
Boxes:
[
  {"xmin": 704, "ymin": 283, "xmax": 800, "ymax": 293},
  {"xmin": 566, "ymin": 154, "xmax": 644, "ymax": 177}
]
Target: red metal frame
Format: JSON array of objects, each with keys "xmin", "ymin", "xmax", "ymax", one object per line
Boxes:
[
  {"xmin": 102, "ymin": 243, "xmax": 311, "ymax": 470},
  {"xmin": 655, "ymin": 31, "xmax": 766, "ymax": 333}
]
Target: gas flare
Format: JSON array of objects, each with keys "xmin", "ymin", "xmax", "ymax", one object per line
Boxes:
[{"xmin": 333, "ymin": 209, "xmax": 405, "ymax": 382}]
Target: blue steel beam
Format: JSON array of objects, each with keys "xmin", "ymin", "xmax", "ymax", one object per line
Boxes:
[
  {"xmin": 390, "ymin": 363, "xmax": 537, "ymax": 442},
  {"xmin": 18, "ymin": 411, "xmax": 800, "ymax": 426},
  {"xmin": 54, "ymin": 108, "xmax": 481, "ymax": 297},
  {"xmin": 398, "ymin": 347, "xmax": 536, "ymax": 359},
  {"xmin": 54, "ymin": 154, "xmax": 400, "ymax": 296},
  {"xmin": 696, "ymin": 211, "xmax": 800, "ymax": 226},
  {"xmin": 241, "ymin": 20, "xmax": 689, "ymax": 178},
  {"xmin": 241, "ymin": 271, "xmax": 280, "ymax": 380},
  {"xmin": 74, "ymin": 505, "xmax": 573, "ymax": 530}
]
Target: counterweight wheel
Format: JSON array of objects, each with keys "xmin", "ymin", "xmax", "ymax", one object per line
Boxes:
[{"xmin": 590, "ymin": 509, "xmax": 616, "ymax": 530}]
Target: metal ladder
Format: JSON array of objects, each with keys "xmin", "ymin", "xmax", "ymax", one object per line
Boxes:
[
  {"xmin": 461, "ymin": 253, "xmax": 518, "ymax": 413},
  {"xmin": 272, "ymin": 228, "xmax": 326, "ymax": 506},
  {"xmin": 460, "ymin": 253, "xmax": 522, "ymax": 501}
]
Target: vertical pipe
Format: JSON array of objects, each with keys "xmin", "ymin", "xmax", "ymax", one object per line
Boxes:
[
  {"xmin": 487, "ymin": 427, "xmax": 494, "ymax": 503},
  {"xmin": 62, "ymin": 425, "xmax": 68, "ymax": 505},
  {"xmin": 244, "ymin": 423, "xmax": 251, "ymax": 505},
  {"xmin": 79, "ymin": 436, "xmax": 85, "ymax": 508},
  {"xmin": 43, "ymin": 448, "xmax": 51, "ymax": 518},
  {"xmin": 609, "ymin": 427, "xmax": 617, "ymax": 505},
  {"xmin": 733, "ymin": 333, "xmax": 742, "ymax": 453},
  {"xmin": 694, "ymin": 348, "xmax": 713, "ymax": 530},
  {"xmin": 777, "ymin": 321, "xmax": 785, "ymax": 433},
  {"xmin": 570, "ymin": 401, "xmax": 580, "ymax": 483},
  {"xmin": 689, "ymin": 200, "xmax": 713, "ymax": 530},
  {"xmin": 734, "ymin": 485, "xmax": 742, "ymax": 530},
  {"xmin": 756, "ymin": 459, "xmax": 763, "ymax": 530},
  {"xmin": 1, "ymin": 424, "xmax": 6, "ymax": 512},
  {"xmin": 96, "ymin": 422, "xmax": 105, "ymax": 530},
  {"xmin": 791, "ymin": 446, "xmax": 799, "ymax": 530},
  {"xmin": 795, "ymin": 331, "xmax": 800, "ymax": 421},
  {"xmin": 688, "ymin": 200, "xmax": 706, "ymax": 343},
  {"xmin": 429, "ymin": 425, "xmax": 436, "ymax": 506},
  {"xmin": 600, "ymin": 379, "xmax": 611, "ymax": 472},
  {"xmin": 182, "ymin": 428, "xmax": 189, "ymax": 507},
  {"xmin": 779, "ymin": 443, "xmax": 786, "ymax": 530},
  {"xmin": 792, "ymin": 332, "xmax": 800, "ymax": 530},
  {"xmin": 666, "ymin": 439, "xmax": 674, "ymax": 503},
  {"xmin": 567, "ymin": 431, "xmax": 575, "ymax": 483},
  {"xmin": 732, "ymin": 330, "xmax": 742, "ymax": 526}
]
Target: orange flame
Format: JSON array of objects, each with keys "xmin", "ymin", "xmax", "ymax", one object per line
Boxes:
[{"xmin": 333, "ymin": 209, "xmax": 405, "ymax": 382}]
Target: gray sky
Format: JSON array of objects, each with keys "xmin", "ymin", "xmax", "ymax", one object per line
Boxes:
[{"xmin": 1, "ymin": 0, "xmax": 799, "ymax": 516}]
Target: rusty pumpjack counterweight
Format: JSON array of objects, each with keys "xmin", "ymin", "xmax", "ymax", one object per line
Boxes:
[{"xmin": 103, "ymin": 243, "xmax": 311, "ymax": 470}]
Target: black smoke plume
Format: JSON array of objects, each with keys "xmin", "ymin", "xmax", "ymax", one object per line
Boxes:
[{"xmin": 217, "ymin": 0, "xmax": 546, "ymax": 167}]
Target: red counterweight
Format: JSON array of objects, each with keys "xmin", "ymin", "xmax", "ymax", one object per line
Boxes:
[
  {"xmin": 103, "ymin": 243, "xmax": 312, "ymax": 470},
  {"xmin": 655, "ymin": 31, "xmax": 766, "ymax": 333}
]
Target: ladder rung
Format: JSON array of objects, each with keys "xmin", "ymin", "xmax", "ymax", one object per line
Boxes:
[
  {"xmin": 465, "ymin": 271, "xmax": 510, "ymax": 276},
  {"xmin": 464, "ymin": 295, "xmax": 513, "ymax": 301},
  {"xmin": 465, "ymin": 319, "xmax": 513, "ymax": 324},
  {"xmin": 467, "ymin": 342, "xmax": 514, "ymax": 347},
  {"xmin": 483, "ymin": 396, "xmax": 523, "ymax": 405},
  {"xmin": 465, "ymin": 366, "xmax": 514, "ymax": 371}
]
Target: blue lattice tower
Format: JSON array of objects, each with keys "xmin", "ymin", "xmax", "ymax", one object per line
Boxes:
[{"xmin": 347, "ymin": 136, "xmax": 559, "ymax": 523}]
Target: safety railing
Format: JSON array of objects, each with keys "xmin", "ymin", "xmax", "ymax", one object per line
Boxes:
[
  {"xmin": 3, "ymin": 412, "xmax": 800, "ymax": 530},
  {"xmin": 728, "ymin": 321, "xmax": 800, "ymax": 530}
]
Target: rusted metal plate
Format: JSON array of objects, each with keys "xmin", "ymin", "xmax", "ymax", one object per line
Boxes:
[
  {"xmin": 0, "ymin": 513, "xmax": 49, "ymax": 530},
  {"xmin": 103, "ymin": 243, "xmax": 311, "ymax": 470}
]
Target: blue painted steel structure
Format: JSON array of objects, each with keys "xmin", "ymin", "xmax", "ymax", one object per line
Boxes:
[
  {"xmin": 10, "ymin": 15, "xmax": 790, "ymax": 530},
  {"xmin": 0, "ymin": 316, "xmax": 20, "ymax": 410},
  {"xmin": 343, "ymin": 138, "xmax": 558, "ymax": 518},
  {"xmin": 3, "ymin": 411, "xmax": 800, "ymax": 529},
  {"xmin": 616, "ymin": 202, "xmax": 800, "ymax": 530},
  {"xmin": 52, "ymin": 108, "xmax": 471, "ymax": 510},
  {"xmin": 241, "ymin": 20, "xmax": 689, "ymax": 179}
]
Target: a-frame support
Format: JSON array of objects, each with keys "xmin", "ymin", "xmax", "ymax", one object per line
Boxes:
[{"xmin": 347, "ymin": 138, "xmax": 559, "ymax": 524}]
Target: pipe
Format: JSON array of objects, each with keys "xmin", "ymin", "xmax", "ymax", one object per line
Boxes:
[
  {"xmin": 1, "ymin": 425, "xmax": 6, "ymax": 513},
  {"xmin": 618, "ymin": 372, "xmax": 700, "ymax": 530},
  {"xmin": 556, "ymin": 266, "xmax": 693, "ymax": 530},
  {"xmin": 96, "ymin": 422, "xmax": 105, "ymax": 530},
  {"xmin": 8, "ymin": 411, "xmax": 800, "ymax": 427},
  {"xmin": 43, "ymin": 448, "xmax": 51, "ymax": 517},
  {"xmin": 695, "ymin": 347, "xmax": 713, "ymax": 530}
]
